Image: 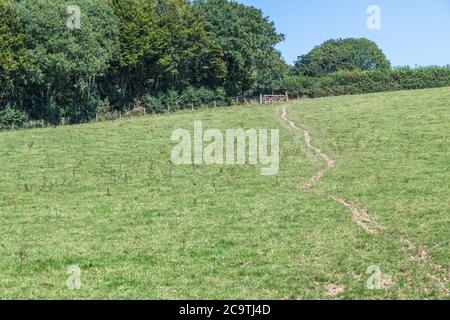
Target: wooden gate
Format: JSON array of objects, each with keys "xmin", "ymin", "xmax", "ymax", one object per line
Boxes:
[{"xmin": 260, "ymin": 93, "xmax": 289, "ymax": 105}]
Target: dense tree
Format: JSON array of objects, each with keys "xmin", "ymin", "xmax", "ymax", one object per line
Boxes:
[
  {"xmin": 0, "ymin": 0, "xmax": 29, "ymax": 107},
  {"xmin": 194, "ymin": 0, "xmax": 285, "ymax": 95},
  {"xmin": 105, "ymin": 0, "xmax": 226, "ymax": 106},
  {"xmin": 104, "ymin": 0, "xmax": 160, "ymax": 105},
  {"xmin": 255, "ymin": 55, "xmax": 290, "ymax": 94},
  {"xmin": 157, "ymin": 0, "xmax": 226, "ymax": 91},
  {"xmin": 14, "ymin": 0, "xmax": 119, "ymax": 123},
  {"xmin": 0, "ymin": 0, "xmax": 16, "ymax": 103},
  {"xmin": 293, "ymin": 38, "xmax": 391, "ymax": 77}
]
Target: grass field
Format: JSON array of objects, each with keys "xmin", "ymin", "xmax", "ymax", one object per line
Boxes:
[{"xmin": 0, "ymin": 87, "xmax": 448, "ymax": 299}]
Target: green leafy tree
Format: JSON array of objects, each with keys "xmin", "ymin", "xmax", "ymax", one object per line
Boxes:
[
  {"xmin": 293, "ymin": 38, "xmax": 391, "ymax": 77},
  {"xmin": 14, "ymin": 0, "xmax": 119, "ymax": 123},
  {"xmin": 106, "ymin": 0, "xmax": 226, "ymax": 106},
  {"xmin": 157, "ymin": 0, "xmax": 226, "ymax": 92},
  {"xmin": 194, "ymin": 0, "xmax": 285, "ymax": 95},
  {"xmin": 105, "ymin": 0, "xmax": 160, "ymax": 104},
  {"xmin": 256, "ymin": 55, "xmax": 289, "ymax": 94}
]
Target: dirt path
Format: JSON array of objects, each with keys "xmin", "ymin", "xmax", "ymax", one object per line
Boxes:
[
  {"xmin": 279, "ymin": 104, "xmax": 449, "ymax": 295},
  {"xmin": 280, "ymin": 105, "xmax": 382, "ymax": 234}
]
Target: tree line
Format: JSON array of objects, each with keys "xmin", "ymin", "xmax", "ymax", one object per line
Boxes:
[
  {"xmin": 1, "ymin": 0, "xmax": 449, "ymax": 129},
  {"xmin": 0, "ymin": 0, "xmax": 286, "ymax": 127}
]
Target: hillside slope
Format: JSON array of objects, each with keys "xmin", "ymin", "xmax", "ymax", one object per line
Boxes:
[{"xmin": 0, "ymin": 88, "xmax": 448, "ymax": 299}]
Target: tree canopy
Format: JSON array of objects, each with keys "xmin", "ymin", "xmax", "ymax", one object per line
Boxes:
[
  {"xmin": 0, "ymin": 0, "xmax": 288, "ymax": 125},
  {"xmin": 14, "ymin": 0, "xmax": 120, "ymax": 123},
  {"xmin": 293, "ymin": 38, "xmax": 391, "ymax": 77},
  {"xmin": 0, "ymin": 0, "xmax": 28, "ymax": 105},
  {"xmin": 105, "ymin": 0, "xmax": 226, "ymax": 107},
  {"xmin": 194, "ymin": 0, "xmax": 286, "ymax": 95}
]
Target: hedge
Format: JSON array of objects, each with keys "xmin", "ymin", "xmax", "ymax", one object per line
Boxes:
[{"xmin": 278, "ymin": 66, "xmax": 450, "ymax": 98}]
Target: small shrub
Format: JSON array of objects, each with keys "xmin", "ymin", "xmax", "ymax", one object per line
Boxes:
[
  {"xmin": 0, "ymin": 105, "xmax": 27, "ymax": 129},
  {"xmin": 214, "ymin": 87, "xmax": 229, "ymax": 106},
  {"xmin": 180, "ymin": 87, "xmax": 201, "ymax": 109},
  {"xmin": 162, "ymin": 90, "xmax": 180, "ymax": 113},
  {"xmin": 143, "ymin": 95, "xmax": 164, "ymax": 114}
]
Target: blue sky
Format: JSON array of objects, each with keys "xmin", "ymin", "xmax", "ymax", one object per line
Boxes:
[{"xmin": 238, "ymin": 0, "xmax": 450, "ymax": 67}]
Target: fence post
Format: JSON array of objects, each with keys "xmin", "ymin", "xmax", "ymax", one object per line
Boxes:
[{"xmin": 259, "ymin": 94, "xmax": 263, "ymax": 105}]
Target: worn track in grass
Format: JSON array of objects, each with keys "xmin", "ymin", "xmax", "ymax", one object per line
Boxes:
[
  {"xmin": 279, "ymin": 103, "xmax": 449, "ymax": 295},
  {"xmin": 280, "ymin": 104, "xmax": 381, "ymax": 234}
]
